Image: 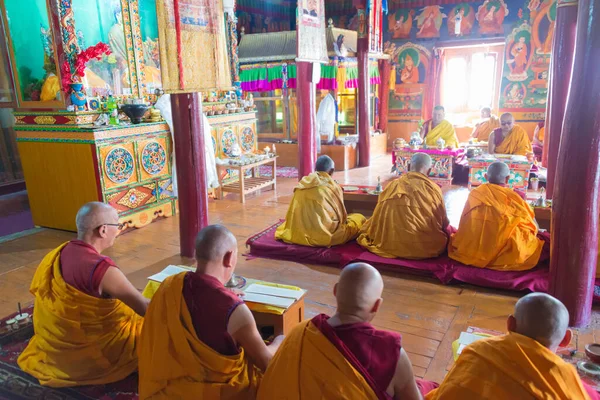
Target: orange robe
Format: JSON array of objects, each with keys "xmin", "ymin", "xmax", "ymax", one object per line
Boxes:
[
  {"xmin": 138, "ymin": 272, "xmax": 261, "ymax": 399},
  {"xmin": 18, "ymin": 243, "xmax": 142, "ymax": 387},
  {"xmin": 448, "ymin": 183, "xmax": 544, "ymax": 271},
  {"xmin": 357, "ymin": 172, "xmax": 449, "ymax": 259},
  {"xmin": 257, "ymin": 319, "xmax": 379, "ymax": 400},
  {"xmin": 276, "ymin": 172, "xmax": 366, "ymax": 247},
  {"xmin": 426, "ymin": 333, "xmax": 591, "ymax": 400},
  {"xmin": 494, "ymin": 125, "xmax": 533, "ymax": 156},
  {"xmin": 472, "ymin": 115, "xmax": 499, "ymax": 141},
  {"xmin": 422, "ymin": 119, "xmax": 459, "ymax": 148},
  {"xmin": 538, "ymin": 126, "xmax": 545, "ymax": 142}
]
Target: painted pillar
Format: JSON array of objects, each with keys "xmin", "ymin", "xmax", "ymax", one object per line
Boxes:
[
  {"xmin": 296, "ymin": 61, "xmax": 317, "ymax": 178},
  {"xmin": 357, "ymin": 6, "xmax": 371, "ymax": 167},
  {"xmin": 548, "ymin": 0, "xmax": 600, "ymax": 327},
  {"xmin": 544, "ymin": 0, "xmax": 578, "ymax": 197},
  {"xmin": 171, "ymin": 93, "xmax": 209, "ymax": 258},
  {"xmin": 378, "ymin": 59, "xmax": 391, "ymax": 134}
]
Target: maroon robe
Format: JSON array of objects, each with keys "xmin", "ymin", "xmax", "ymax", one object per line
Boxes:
[
  {"xmin": 60, "ymin": 240, "xmax": 117, "ymax": 298},
  {"xmin": 182, "ymin": 272, "xmax": 243, "ymax": 356},
  {"xmin": 312, "ymin": 313, "xmax": 438, "ymax": 399}
]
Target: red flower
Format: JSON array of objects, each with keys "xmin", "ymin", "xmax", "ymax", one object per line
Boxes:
[
  {"xmin": 63, "ymin": 42, "xmax": 112, "ymax": 91},
  {"xmin": 518, "ymin": 8, "xmax": 523, "ymax": 19}
]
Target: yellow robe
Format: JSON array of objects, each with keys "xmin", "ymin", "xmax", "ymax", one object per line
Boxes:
[
  {"xmin": 40, "ymin": 74, "xmax": 60, "ymax": 102},
  {"xmin": 494, "ymin": 125, "xmax": 533, "ymax": 156},
  {"xmin": 257, "ymin": 319, "xmax": 378, "ymax": 400},
  {"xmin": 357, "ymin": 172, "xmax": 449, "ymax": 259},
  {"xmin": 448, "ymin": 183, "xmax": 543, "ymax": 271},
  {"xmin": 138, "ymin": 272, "xmax": 261, "ymax": 399},
  {"xmin": 275, "ymin": 171, "xmax": 366, "ymax": 247},
  {"xmin": 17, "ymin": 243, "xmax": 143, "ymax": 387},
  {"xmin": 423, "ymin": 119, "xmax": 459, "ymax": 148},
  {"xmin": 426, "ymin": 333, "xmax": 591, "ymax": 400},
  {"xmin": 472, "ymin": 115, "xmax": 500, "ymax": 141}
]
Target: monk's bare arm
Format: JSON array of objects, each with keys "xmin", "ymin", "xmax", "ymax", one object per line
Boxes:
[
  {"xmin": 391, "ymin": 349, "xmax": 423, "ymax": 400},
  {"xmin": 488, "ymin": 132, "xmax": 495, "ymax": 154},
  {"xmin": 228, "ymin": 303, "xmax": 284, "ymax": 371},
  {"xmin": 99, "ymin": 267, "xmax": 150, "ymax": 316}
]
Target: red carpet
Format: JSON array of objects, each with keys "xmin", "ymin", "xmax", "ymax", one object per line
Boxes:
[
  {"xmin": 0, "ymin": 307, "xmax": 138, "ymax": 400},
  {"xmin": 246, "ymin": 221, "xmax": 600, "ymax": 301}
]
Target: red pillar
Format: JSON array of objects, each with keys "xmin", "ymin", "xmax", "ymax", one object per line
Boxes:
[
  {"xmin": 357, "ymin": 26, "xmax": 371, "ymax": 167},
  {"xmin": 378, "ymin": 59, "xmax": 391, "ymax": 134},
  {"xmin": 171, "ymin": 93, "xmax": 209, "ymax": 258},
  {"xmin": 544, "ymin": 0, "xmax": 578, "ymax": 197},
  {"xmin": 548, "ymin": 0, "xmax": 600, "ymax": 327},
  {"xmin": 296, "ymin": 61, "xmax": 317, "ymax": 178}
]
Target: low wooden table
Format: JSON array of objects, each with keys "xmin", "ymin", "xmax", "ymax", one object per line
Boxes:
[
  {"xmin": 393, "ymin": 147, "xmax": 466, "ymax": 188},
  {"xmin": 217, "ymin": 156, "xmax": 277, "ymax": 203},
  {"xmin": 342, "ymin": 185, "xmax": 379, "ymax": 217},
  {"xmin": 141, "ymin": 270, "xmax": 305, "ymax": 337}
]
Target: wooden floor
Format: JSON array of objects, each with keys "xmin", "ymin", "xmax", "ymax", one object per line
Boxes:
[{"xmin": 1, "ymin": 154, "xmax": 599, "ymax": 383}]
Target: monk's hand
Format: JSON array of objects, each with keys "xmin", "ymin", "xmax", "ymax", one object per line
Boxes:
[{"xmin": 229, "ymin": 288, "xmax": 245, "ymax": 297}]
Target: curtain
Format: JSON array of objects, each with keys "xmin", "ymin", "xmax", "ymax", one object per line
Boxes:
[{"xmin": 423, "ymin": 48, "xmax": 444, "ymax": 122}]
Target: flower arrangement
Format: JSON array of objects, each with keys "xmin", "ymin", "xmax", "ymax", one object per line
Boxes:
[{"xmin": 61, "ymin": 42, "xmax": 111, "ymax": 91}]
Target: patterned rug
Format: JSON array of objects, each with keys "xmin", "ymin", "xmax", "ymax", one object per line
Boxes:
[
  {"xmin": 258, "ymin": 165, "xmax": 298, "ymax": 179},
  {"xmin": 0, "ymin": 307, "xmax": 138, "ymax": 400}
]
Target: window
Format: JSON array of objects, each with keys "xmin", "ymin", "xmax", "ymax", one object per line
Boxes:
[{"xmin": 441, "ymin": 44, "xmax": 504, "ymax": 123}]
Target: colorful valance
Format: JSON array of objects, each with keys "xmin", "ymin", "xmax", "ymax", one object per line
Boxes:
[
  {"xmin": 345, "ymin": 67, "xmax": 359, "ymax": 89},
  {"xmin": 240, "ymin": 67, "xmax": 268, "ymax": 91},
  {"xmin": 267, "ymin": 66, "xmax": 284, "ymax": 90},
  {"xmin": 240, "ymin": 60, "xmax": 381, "ymax": 92},
  {"xmin": 316, "ymin": 65, "xmax": 337, "ymax": 91},
  {"xmin": 287, "ymin": 64, "xmax": 297, "ymax": 89}
]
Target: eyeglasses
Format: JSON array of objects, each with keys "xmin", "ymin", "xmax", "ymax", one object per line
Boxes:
[
  {"xmin": 95, "ymin": 223, "xmax": 124, "ymax": 230},
  {"xmin": 501, "ymin": 121, "xmax": 513, "ymax": 126}
]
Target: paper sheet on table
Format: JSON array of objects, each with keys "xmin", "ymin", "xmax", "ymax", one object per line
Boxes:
[
  {"xmin": 245, "ymin": 284, "xmax": 303, "ymax": 300},
  {"xmin": 148, "ymin": 265, "xmax": 190, "ymax": 283},
  {"xmin": 243, "ymin": 293, "xmax": 295, "ymax": 309}
]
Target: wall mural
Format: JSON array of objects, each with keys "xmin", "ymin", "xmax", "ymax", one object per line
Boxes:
[
  {"xmin": 499, "ymin": 0, "xmax": 555, "ymax": 111},
  {"xmin": 383, "ymin": 0, "xmax": 555, "ymax": 119},
  {"xmin": 447, "ymin": 4, "xmax": 475, "ymax": 37},
  {"xmin": 388, "ymin": 42, "xmax": 430, "ymax": 117},
  {"xmin": 476, "ymin": 0, "xmax": 509, "ymax": 34},
  {"xmin": 415, "ymin": 6, "xmax": 446, "ymax": 38}
]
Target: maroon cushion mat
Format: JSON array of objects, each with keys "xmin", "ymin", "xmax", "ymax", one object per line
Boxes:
[{"xmin": 246, "ymin": 221, "xmax": 600, "ymax": 300}]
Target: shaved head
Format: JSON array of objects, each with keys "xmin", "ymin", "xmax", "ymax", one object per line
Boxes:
[
  {"xmin": 335, "ymin": 263, "xmax": 383, "ymax": 318},
  {"xmin": 500, "ymin": 112, "xmax": 515, "ymax": 133},
  {"xmin": 481, "ymin": 107, "xmax": 491, "ymax": 118},
  {"xmin": 513, "ymin": 293, "xmax": 569, "ymax": 349},
  {"xmin": 410, "ymin": 152, "xmax": 432, "ymax": 175},
  {"xmin": 195, "ymin": 224, "xmax": 237, "ymax": 262},
  {"xmin": 500, "ymin": 112, "xmax": 514, "ymax": 122},
  {"xmin": 315, "ymin": 155, "xmax": 335, "ymax": 174},
  {"xmin": 76, "ymin": 202, "xmax": 117, "ymax": 236},
  {"xmin": 487, "ymin": 162, "xmax": 510, "ymax": 184}
]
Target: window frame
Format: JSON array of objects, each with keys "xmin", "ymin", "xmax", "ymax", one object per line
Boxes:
[{"xmin": 440, "ymin": 43, "xmax": 505, "ymax": 117}]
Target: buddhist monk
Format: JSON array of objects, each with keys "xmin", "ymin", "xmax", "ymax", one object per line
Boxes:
[
  {"xmin": 358, "ymin": 153, "xmax": 450, "ymax": 259},
  {"xmin": 138, "ymin": 225, "xmax": 284, "ymax": 399},
  {"xmin": 420, "ymin": 106, "xmax": 459, "ymax": 148},
  {"xmin": 488, "ymin": 112, "xmax": 533, "ymax": 156},
  {"xmin": 276, "ymin": 155, "xmax": 367, "ymax": 247},
  {"xmin": 258, "ymin": 263, "xmax": 435, "ymax": 400},
  {"xmin": 448, "ymin": 162, "xmax": 544, "ymax": 271},
  {"xmin": 426, "ymin": 293, "xmax": 599, "ymax": 400},
  {"xmin": 18, "ymin": 202, "xmax": 146, "ymax": 387},
  {"xmin": 533, "ymin": 121, "xmax": 545, "ymax": 160},
  {"xmin": 471, "ymin": 107, "xmax": 500, "ymax": 141}
]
